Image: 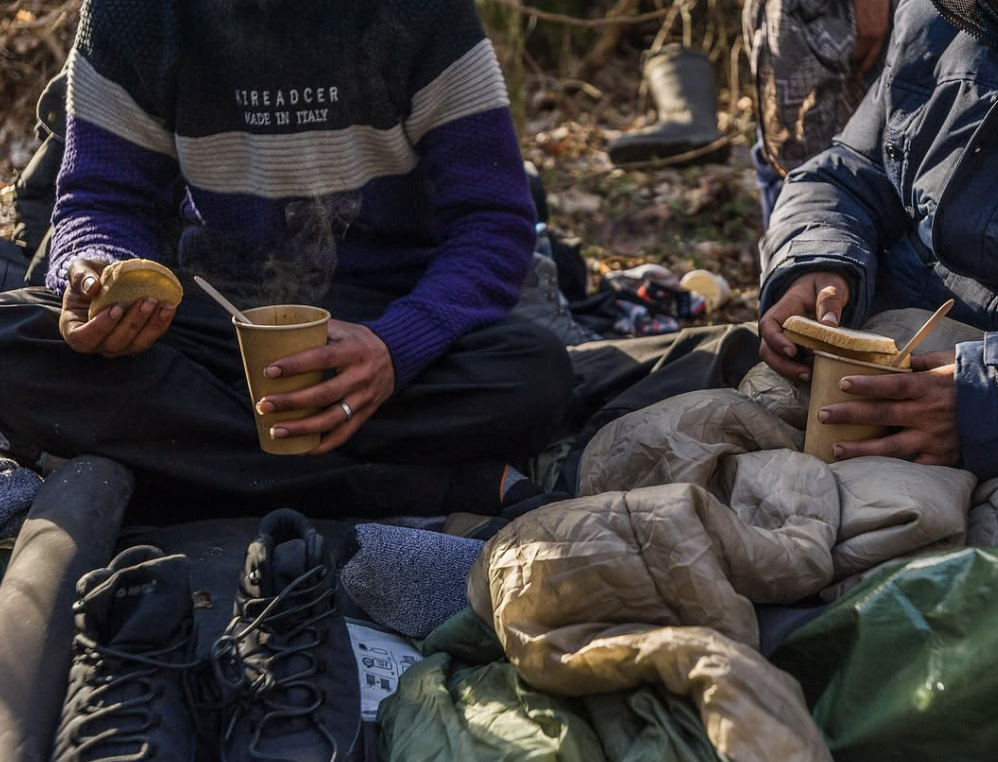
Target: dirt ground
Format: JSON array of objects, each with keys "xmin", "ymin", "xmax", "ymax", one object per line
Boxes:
[{"xmin": 0, "ymin": 0, "xmax": 763, "ymax": 323}]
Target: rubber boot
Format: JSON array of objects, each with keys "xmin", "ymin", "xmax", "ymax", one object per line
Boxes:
[
  {"xmin": 0, "ymin": 456, "xmax": 133, "ymax": 762},
  {"xmin": 607, "ymin": 44, "xmax": 729, "ymax": 167}
]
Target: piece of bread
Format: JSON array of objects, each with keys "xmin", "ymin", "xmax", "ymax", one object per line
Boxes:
[
  {"xmin": 88, "ymin": 259, "xmax": 184, "ymax": 320},
  {"xmin": 781, "ymin": 315, "xmax": 909, "ymax": 368}
]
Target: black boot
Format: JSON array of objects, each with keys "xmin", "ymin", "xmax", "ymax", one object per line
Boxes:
[
  {"xmin": 607, "ymin": 44, "xmax": 729, "ymax": 166},
  {"xmin": 50, "ymin": 545, "xmax": 200, "ymax": 762},
  {"xmin": 214, "ymin": 509, "xmax": 356, "ymax": 762}
]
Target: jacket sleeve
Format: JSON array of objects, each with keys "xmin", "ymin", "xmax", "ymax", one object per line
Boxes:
[
  {"xmin": 364, "ymin": 0, "xmax": 535, "ymax": 391},
  {"xmin": 47, "ymin": 0, "xmax": 179, "ymax": 293},
  {"xmin": 956, "ymin": 336, "xmax": 998, "ymax": 480},
  {"xmin": 758, "ymin": 66, "xmax": 909, "ymax": 327}
]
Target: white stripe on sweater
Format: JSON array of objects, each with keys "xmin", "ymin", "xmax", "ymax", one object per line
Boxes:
[
  {"xmin": 66, "ymin": 38, "xmax": 509, "ymax": 199},
  {"xmin": 176, "ymin": 125, "xmax": 419, "ymax": 198},
  {"xmin": 67, "ymin": 50, "xmax": 177, "ymax": 159},
  {"xmin": 405, "ymin": 39, "xmax": 510, "ymax": 145}
]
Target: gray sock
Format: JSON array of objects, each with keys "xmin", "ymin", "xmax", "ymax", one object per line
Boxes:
[
  {"xmin": 0, "ymin": 458, "xmax": 42, "ymax": 539},
  {"xmin": 339, "ymin": 524, "xmax": 484, "ymax": 638}
]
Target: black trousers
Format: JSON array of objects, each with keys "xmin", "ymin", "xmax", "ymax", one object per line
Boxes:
[
  {"xmin": 559, "ymin": 323, "xmax": 761, "ymax": 491},
  {"xmin": 0, "ymin": 283, "xmax": 573, "ymax": 521}
]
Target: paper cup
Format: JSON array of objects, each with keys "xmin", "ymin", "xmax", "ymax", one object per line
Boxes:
[
  {"xmin": 803, "ymin": 350, "xmax": 911, "ymax": 463},
  {"xmin": 234, "ymin": 305, "xmax": 330, "ymax": 455}
]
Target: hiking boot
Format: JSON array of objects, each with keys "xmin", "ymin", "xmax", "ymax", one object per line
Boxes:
[
  {"xmin": 607, "ymin": 44, "xmax": 729, "ymax": 167},
  {"xmin": 512, "ymin": 247, "xmax": 602, "ymax": 346},
  {"xmin": 213, "ymin": 509, "xmax": 343, "ymax": 762},
  {"xmin": 50, "ymin": 545, "xmax": 199, "ymax": 762}
]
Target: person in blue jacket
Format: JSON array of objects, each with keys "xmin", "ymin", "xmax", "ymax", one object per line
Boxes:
[{"xmin": 758, "ymin": 0, "xmax": 998, "ymax": 477}]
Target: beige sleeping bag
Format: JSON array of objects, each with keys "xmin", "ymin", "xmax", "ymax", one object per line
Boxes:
[{"xmin": 469, "ymin": 309, "xmax": 984, "ymax": 762}]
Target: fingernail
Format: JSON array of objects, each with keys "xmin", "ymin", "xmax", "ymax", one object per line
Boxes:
[
  {"xmin": 799, "ymin": 371, "xmax": 810, "ymax": 382},
  {"xmin": 264, "ymin": 366, "xmax": 281, "ymax": 379},
  {"xmin": 109, "ymin": 305, "xmax": 124, "ymax": 320},
  {"xmin": 139, "ymin": 299, "xmax": 156, "ymax": 316},
  {"xmin": 160, "ymin": 304, "xmax": 175, "ymax": 315},
  {"xmin": 818, "ymin": 409, "xmax": 830, "ymax": 423},
  {"xmin": 832, "ymin": 445, "xmax": 843, "ymax": 459},
  {"xmin": 270, "ymin": 427, "xmax": 288, "ymax": 439},
  {"xmin": 840, "ymin": 377, "xmax": 853, "ymax": 391},
  {"xmin": 821, "ymin": 312, "xmax": 838, "ymax": 324},
  {"xmin": 82, "ymin": 276, "xmax": 97, "ymax": 293},
  {"xmin": 256, "ymin": 400, "xmax": 275, "ymax": 415},
  {"xmin": 783, "ymin": 346, "xmax": 795, "ymax": 357}
]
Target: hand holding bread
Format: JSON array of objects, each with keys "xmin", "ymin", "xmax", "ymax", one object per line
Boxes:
[
  {"xmin": 760, "ymin": 272, "xmax": 960, "ymax": 466},
  {"xmin": 59, "ymin": 258, "xmax": 182, "ymax": 358},
  {"xmin": 758, "ymin": 271, "xmax": 851, "ymax": 380}
]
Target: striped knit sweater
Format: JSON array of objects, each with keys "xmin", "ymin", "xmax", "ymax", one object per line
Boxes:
[{"xmin": 50, "ymin": 0, "xmax": 536, "ymax": 390}]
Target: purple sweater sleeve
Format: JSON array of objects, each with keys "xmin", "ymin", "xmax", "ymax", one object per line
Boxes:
[
  {"xmin": 47, "ymin": 115, "xmax": 179, "ymax": 292},
  {"xmin": 365, "ymin": 107, "xmax": 536, "ymax": 389}
]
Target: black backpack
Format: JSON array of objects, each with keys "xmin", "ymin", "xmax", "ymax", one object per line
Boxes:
[{"xmin": 0, "ymin": 71, "xmax": 66, "ymax": 292}]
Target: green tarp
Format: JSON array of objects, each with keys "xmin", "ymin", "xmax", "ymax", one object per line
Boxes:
[{"xmin": 773, "ymin": 547, "xmax": 998, "ymax": 761}]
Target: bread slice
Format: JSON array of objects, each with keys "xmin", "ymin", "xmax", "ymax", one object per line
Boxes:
[
  {"xmin": 782, "ymin": 315, "xmax": 908, "ymax": 368},
  {"xmin": 88, "ymin": 259, "xmax": 184, "ymax": 320}
]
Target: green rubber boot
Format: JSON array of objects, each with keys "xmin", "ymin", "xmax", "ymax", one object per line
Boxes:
[{"xmin": 608, "ymin": 44, "xmax": 729, "ymax": 167}]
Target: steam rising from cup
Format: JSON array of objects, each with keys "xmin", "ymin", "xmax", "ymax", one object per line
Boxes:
[{"xmin": 179, "ymin": 190, "xmax": 363, "ymax": 308}]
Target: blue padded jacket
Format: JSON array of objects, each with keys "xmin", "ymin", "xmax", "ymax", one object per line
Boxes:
[{"xmin": 760, "ymin": 0, "xmax": 998, "ymax": 479}]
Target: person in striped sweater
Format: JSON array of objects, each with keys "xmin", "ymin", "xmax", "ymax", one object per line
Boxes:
[{"xmin": 0, "ymin": 0, "xmax": 573, "ymax": 519}]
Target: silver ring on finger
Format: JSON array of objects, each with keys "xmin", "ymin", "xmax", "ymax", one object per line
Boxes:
[{"xmin": 339, "ymin": 401, "xmax": 353, "ymax": 422}]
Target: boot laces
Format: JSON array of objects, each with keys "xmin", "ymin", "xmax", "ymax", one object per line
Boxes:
[
  {"xmin": 211, "ymin": 565, "xmax": 338, "ymax": 761},
  {"xmin": 71, "ymin": 629, "xmax": 200, "ymax": 761}
]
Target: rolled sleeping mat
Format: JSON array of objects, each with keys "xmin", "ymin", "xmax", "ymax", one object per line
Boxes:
[{"xmin": 0, "ymin": 456, "xmax": 132, "ymax": 762}]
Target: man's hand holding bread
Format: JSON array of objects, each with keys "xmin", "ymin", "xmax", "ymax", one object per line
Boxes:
[{"xmin": 60, "ymin": 258, "xmax": 180, "ymax": 358}]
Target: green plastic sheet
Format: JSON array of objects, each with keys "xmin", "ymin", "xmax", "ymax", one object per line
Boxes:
[{"xmin": 772, "ymin": 548, "xmax": 998, "ymax": 761}]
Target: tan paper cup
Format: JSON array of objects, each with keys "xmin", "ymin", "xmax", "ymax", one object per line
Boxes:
[
  {"xmin": 803, "ymin": 350, "xmax": 911, "ymax": 463},
  {"xmin": 234, "ymin": 305, "xmax": 330, "ymax": 455}
]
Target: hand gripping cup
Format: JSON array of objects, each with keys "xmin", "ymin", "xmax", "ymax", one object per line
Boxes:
[
  {"xmin": 803, "ymin": 350, "xmax": 911, "ymax": 463},
  {"xmin": 233, "ymin": 305, "xmax": 331, "ymax": 455}
]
